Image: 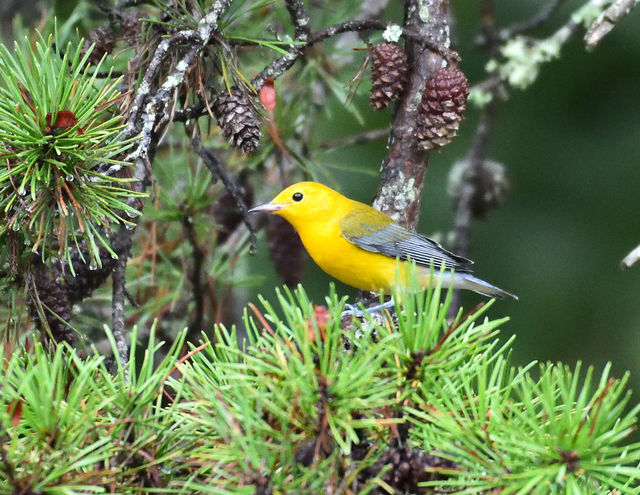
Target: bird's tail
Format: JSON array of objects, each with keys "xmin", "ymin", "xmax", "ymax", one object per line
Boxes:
[{"xmin": 455, "ymin": 273, "xmax": 518, "ymax": 300}]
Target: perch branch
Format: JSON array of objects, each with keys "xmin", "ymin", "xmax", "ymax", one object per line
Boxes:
[
  {"xmin": 320, "ymin": 128, "xmax": 390, "ymax": 149},
  {"xmin": 183, "ymin": 214, "xmax": 206, "ymax": 337},
  {"xmin": 448, "ymin": 0, "xmax": 499, "ymax": 315}
]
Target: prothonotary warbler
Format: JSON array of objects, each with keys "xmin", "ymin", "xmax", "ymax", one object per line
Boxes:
[{"xmin": 249, "ymin": 182, "xmax": 517, "ymax": 300}]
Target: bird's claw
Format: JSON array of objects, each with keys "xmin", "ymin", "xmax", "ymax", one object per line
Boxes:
[
  {"xmin": 341, "ymin": 303, "xmax": 367, "ymax": 317},
  {"xmin": 341, "ymin": 298, "xmax": 395, "ymax": 318}
]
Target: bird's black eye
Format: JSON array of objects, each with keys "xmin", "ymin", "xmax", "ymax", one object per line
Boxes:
[{"xmin": 292, "ymin": 192, "xmax": 303, "ymax": 202}]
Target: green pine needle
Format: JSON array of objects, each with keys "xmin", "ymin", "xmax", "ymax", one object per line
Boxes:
[{"xmin": 0, "ymin": 31, "xmax": 141, "ymax": 270}]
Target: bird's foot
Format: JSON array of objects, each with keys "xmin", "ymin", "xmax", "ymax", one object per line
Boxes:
[{"xmin": 341, "ymin": 298, "xmax": 395, "ymax": 317}]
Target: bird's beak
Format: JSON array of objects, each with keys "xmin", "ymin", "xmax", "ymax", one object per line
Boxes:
[{"xmin": 248, "ymin": 202, "xmax": 287, "ymax": 213}]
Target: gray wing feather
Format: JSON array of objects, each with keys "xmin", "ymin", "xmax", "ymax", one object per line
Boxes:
[{"xmin": 342, "ymin": 220, "xmax": 473, "ymax": 273}]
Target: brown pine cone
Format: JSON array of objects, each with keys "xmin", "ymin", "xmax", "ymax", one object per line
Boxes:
[
  {"xmin": 369, "ymin": 42, "xmax": 409, "ymax": 110},
  {"xmin": 266, "ymin": 215, "xmax": 306, "ymax": 287},
  {"xmin": 28, "ymin": 259, "xmax": 74, "ymax": 344},
  {"xmin": 415, "ymin": 66, "xmax": 469, "ymax": 150},
  {"xmin": 361, "ymin": 445, "xmax": 456, "ymax": 493},
  {"xmin": 85, "ymin": 26, "xmax": 116, "ymax": 65},
  {"xmin": 212, "ymin": 88, "xmax": 261, "ymax": 153},
  {"xmin": 64, "ymin": 252, "xmax": 118, "ymax": 304}
]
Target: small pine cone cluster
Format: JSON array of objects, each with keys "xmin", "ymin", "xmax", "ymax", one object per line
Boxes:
[
  {"xmin": 362, "ymin": 446, "xmax": 456, "ymax": 493},
  {"xmin": 213, "ymin": 175, "xmax": 254, "ymax": 244},
  {"xmin": 119, "ymin": 11, "xmax": 143, "ymax": 41},
  {"xmin": 266, "ymin": 215, "xmax": 306, "ymax": 287},
  {"xmin": 28, "ymin": 259, "xmax": 74, "ymax": 345},
  {"xmin": 369, "ymin": 42, "xmax": 408, "ymax": 110},
  {"xmin": 85, "ymin": 26, "xmax": 116, "ymax": 65},
  {"xmin": 65, "ymin": 253, "xmax": 118, "ymax": 304},
  {"xmin": 212, "ymin": 88, "xmax": 261, "ymax": 153},
  {"xmin": 448, "ymin": 158, "xmax": 509, "ymax": 219},
  {"xmin": 415, "ymin": 66, "xmax": 469, "ymax": 150}
]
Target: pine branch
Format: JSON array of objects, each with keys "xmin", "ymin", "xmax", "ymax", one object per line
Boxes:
[{"xmin": 104, "ymin": 1, "xmax": 232, "ymax": 351}]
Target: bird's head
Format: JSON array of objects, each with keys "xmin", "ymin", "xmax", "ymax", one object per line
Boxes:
[{"xmin": 249, "ymin": 182, "xmax": 339, "ymax": 228}]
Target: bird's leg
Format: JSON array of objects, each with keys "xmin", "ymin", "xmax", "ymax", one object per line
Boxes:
[{"xmin": 342, "ymin": 297, "xmax": 395, "ymax": 317}]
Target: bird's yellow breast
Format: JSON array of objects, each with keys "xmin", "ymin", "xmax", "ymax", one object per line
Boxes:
[{"xmin": 300, "ymin": 229, "xmax": 401, "ymax": 291}]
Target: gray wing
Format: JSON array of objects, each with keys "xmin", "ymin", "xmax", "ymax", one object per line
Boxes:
[{"xmin": 341, "ymin": 210, "xmax": 473, "ymax": 273}]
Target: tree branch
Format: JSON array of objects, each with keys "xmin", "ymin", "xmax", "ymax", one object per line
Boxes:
[
  {"xmin": 448, "ymin": 0, "xmax": 500, "ymax": 315},
  {"xmin": 585, "ymin": 0, "xmax": 639, "ymax": 50},
  {"xmin": 106, "ymin": 1, "xmax": 232, "ymax": 359},
  {"xmin": 320, "ymin": 127, "xmax": 390, "ymax": 149},
  {"xmin": 112, "ymin": 245, "xmax": 130, "ymax": 380},
  {"xmin": 622, "ymin": 243, "xmax": 640, "ymax": 269},
  {"xmin": 182, "ymin": 214, "xmax": 206, "ymax": 339},
  {"xmin": 284, "ymin": 0, "xmax": 310, "ymax": 40},
  {"xmin": 372, "ymin": 0, "xmax": 452, "ymax": 228},
  {"xmin": 497, "ymin": 0, "xmax": 568, "ymax": 41}
]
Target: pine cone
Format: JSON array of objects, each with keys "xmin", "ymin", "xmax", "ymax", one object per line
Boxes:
[
  {"xmin": 85, "ymin": 26, "xmax": 116, "ymax": 65},
  {"xmin": 28, "ymin": 259, "xmax": 74, "ymax": 344},
  {"xmin": 119, "ymin": 11, "xmax": 143, "ymax": 41},
  {"xmin": 369, "ymin": 42, "xmax": 408, "ymax": 110},
  {"xmin": 213, "ymin": 174, "xmax": 254, "ymax": 244},
  {"xmin": 266, "ymin": 215, "xmax": 306, "ymax": 287},
  {"xmin": 212, "ymin": 88, "xmax": 261, "ymax": 153},
  {"xmin": 448, "ymin": 158, "xmax": 509, "ymax": 219},
  {"xmin": 415, "ymin": 66, "xmax": 469, "ymax": 150},
  {"xmin": 362, "ymin": 445, "xmax": 456, "ymax": 493},
  {"xmin": 64, "ymin": 253, "xmax": 118, "ymax": 304}
]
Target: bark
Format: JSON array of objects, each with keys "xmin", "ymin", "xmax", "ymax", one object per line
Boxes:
[{"xmin": 373, "ymin": 0, "xmax": 452, "ymax": 229}]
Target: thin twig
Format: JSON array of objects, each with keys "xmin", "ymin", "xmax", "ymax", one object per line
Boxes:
[
  {"xmin": 320, "ymin": 127, "xmax": 390, "ymax": 149},
  {"xmin": 177, "ymin": 18, "xmax": 455, "ymax": 123},
  {"xmin": 173, "ymin": 99, "xmax": 206, "ymax": 122},
  {"xmin": 448, "ymin": 1, "xmax": 499, "ymax": 316},
  {"xmin": 451, "ymin": 99, "xmax": 497, "ymax": 258},
  {"xmin": 252, "ymin": 19, "xmax": 388, "ymax": 90},
  {"xmin": 107, "ymin": 1, "xmax": 232, "ymax": 353},
  {"xmin": 250, "ymin": 0, "xmax": 310, "ymax": 92},
  {"xmin": 191, "ymin": 138, "xmax": 258, "ymax": 254},
  {"xmin": 112, "ymin": 250, "xmax": 130, "ymax": 380},
  {"xmin": 284, "ymin": 0, "xmax": 310, "ymax": 40},
  {"xmin": 497, "ymin": 0, "xmax": 568, "ymax": 40},
  {"xmin": 125, "ymin": 30, "xmax": 200, "ymax": 128},
  {"xmin": 585, "ymin": 0, "xmax": 639, "ymax": 49},
  {"xmin": 182, "ymin": 214, "xmax": 206, "ymax": 339},
  {"xmin": 621, "ymin": 243, "xmax": 640, "ymax": 269}
]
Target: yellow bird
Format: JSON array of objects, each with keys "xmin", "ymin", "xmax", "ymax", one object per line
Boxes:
[{"xmin": 249, "ymin": 182, "xmax": 516, "ymax": 300}]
